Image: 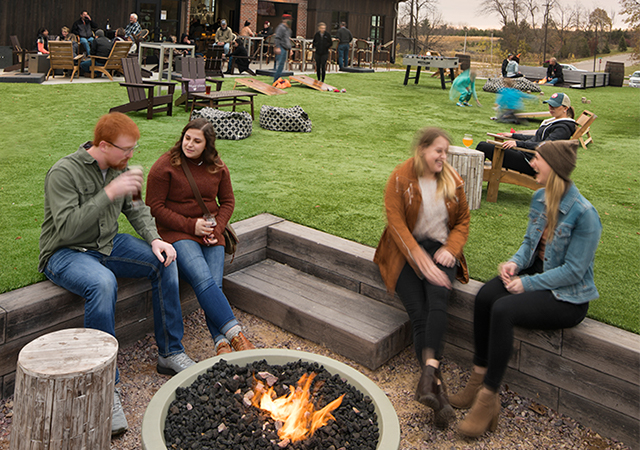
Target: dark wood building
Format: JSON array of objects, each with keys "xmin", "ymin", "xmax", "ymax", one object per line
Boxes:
[{"xmin": 2, "ymin": 0, "xmax": 400, "ymax": 58}]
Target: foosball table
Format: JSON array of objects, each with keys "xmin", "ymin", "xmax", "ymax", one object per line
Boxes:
[{"xmin": 402, "ymin": 55, "xmax": 459, "ymax": 89}]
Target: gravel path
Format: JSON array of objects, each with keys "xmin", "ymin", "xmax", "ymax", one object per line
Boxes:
[{"xmin": 0, "ymin": 307, "xmax": 631, "ymax": 450}]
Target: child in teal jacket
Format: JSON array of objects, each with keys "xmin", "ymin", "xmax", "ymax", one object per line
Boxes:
[{"xmin": 450, "ymin": 69, "xmax": 481, "ymax": 107}]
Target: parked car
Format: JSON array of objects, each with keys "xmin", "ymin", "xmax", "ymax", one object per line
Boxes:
[
  {"xmin": 629, "ymin": 71, "xmax": 640, "ymax": 88},
  {"xmin": 560, "ymin": 64, "xmax": 586, "ymax": 72}
]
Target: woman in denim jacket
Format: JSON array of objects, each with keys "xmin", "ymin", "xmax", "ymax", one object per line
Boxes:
[{"xmin": 451, "ymin": 140, "xmax": 602, "ymax": 438}]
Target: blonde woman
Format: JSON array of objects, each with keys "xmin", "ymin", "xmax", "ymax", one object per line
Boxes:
[
  {"xmin": 374, "ymin": 127, "xmax": 470, "ymax": 429},
  {"xmin": 452, "ymin": 140, "xmax": 602, "ymax": 438}
]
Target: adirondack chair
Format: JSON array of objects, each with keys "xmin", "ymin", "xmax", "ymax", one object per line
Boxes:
[
  {"xmin": 89, "ymin": 41, "xmax": 132, "ymax": 80},
  {"xmin": 46, "ymin": 41, "xmax": 83, "ymax": 81},
  {"xmin": 8, "ymin": 35, "xmax": 37, "ymax": 72},
  {"xmin": 205, "ymin": 45, "xmax": 225, "ymax": 77},
  {"xmin": 482, "ymin": 134, "xmax": 540, "ymax": 202},
  {"xmin": 572, "ymin": 110, "xmax": 597, "ymax": 149},
  {"xmin": 175, "ymin": 56, "xmax": 224, "ymax": 111},
  {"xmin": 109, "ymin": 58, "xmax": 175, "ymax": 120}
]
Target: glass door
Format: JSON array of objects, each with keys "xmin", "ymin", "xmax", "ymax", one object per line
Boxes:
[{"xmin": 138, "ymin": 0, "xmax": 183, "ymax": 42}]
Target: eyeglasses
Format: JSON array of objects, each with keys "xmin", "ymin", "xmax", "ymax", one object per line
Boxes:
[{"xmin": 106, "ymin": 141, "xmax": 139, "ymax": 155}]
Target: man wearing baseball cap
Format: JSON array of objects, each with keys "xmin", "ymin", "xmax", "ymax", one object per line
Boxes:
[
  {"xmin": 475, "ymin": 92, "xmax": 576, "ymax": 176},
  {"xmin": 216, "ymin": 19, "xmax": 234, "ymax": 54}
]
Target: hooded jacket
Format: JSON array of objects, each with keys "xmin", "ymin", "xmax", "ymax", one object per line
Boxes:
[
  {"xmin": 374, "ymin": 158, "xmax": 470, "ymax": 292},
  {"xmin": 512, "ymin": 117, "xmax": 576, "ymax": 150}
]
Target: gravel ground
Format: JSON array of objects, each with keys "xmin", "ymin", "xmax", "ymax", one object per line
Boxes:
[{"xmin": 0, "ymin": 307, "xmax": 631, "ymax": 450}]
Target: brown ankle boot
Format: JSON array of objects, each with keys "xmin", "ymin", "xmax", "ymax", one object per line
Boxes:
[
  {"xmin": 450, "ymin": 370, "xmax": 484, "ymax": 409},
  {"xmin": 215, "ymin": 341, "xmax": 233, "ymax": 356},
  {"xmin": 433, "ymin": 369, "xmax": 455, "ymax": 429},
  {"xmin": 230, "ymin": 332, "xmax": 255, "ymax": 351},
  {"xmin": 415, "ymin": 365, "xmax": 439, "ymax": 410},
  {"xmin": 457, "ymin": 387, "xmax": 500, "ymax": 438}
]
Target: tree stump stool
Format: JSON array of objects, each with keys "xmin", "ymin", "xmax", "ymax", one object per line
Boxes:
[
  {"xmin": 10, "ymin": 328, "xmax": 118, "ymax": 450},
  {"xmin": 447, "ymin": 146, "xmax": 484, "ymax": 210}
]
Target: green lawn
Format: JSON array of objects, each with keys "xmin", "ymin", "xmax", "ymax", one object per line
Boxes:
[{"xmin": 0, "ymin": 72, "xmax": 638, "ymax": 333}]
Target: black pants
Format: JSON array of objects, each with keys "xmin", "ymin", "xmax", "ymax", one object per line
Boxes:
[
  {"xmin": 315, "ymin": 53, "xmax": 328, "ymax": 82},
  {"xmin": 476, "ymin": 141, "xmax": 537, "ymax": 176},
  {"xmin": 396, "ymin": 238, "xmax": 456, "ymax": 364},
  {"xmin": 473, "ymin": 259, "xmax": 589, "ymax": 390}
]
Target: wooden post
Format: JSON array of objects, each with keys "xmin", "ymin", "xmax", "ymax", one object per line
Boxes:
[
  {"xmin": 447, "ymin": 146, "xmax": 484, "ymax": 210},
  {"xmin": 10, "ymin": 328, "xmax": 118, "ymax": 450}
]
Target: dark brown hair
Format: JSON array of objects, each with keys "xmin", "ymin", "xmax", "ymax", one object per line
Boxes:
[{"xmin": 169, "ymin": 119, "xmax": 223, "ymax": 173}]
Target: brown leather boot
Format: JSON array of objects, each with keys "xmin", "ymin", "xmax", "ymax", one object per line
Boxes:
[
  {"xmin": 433, "ymin": 369, "xmax": 455, "ymax": 429},
  {"xmin": 457, "ymin": 387, "xmax": 500, "ymax": 438},
  {"xmin": 415, "ymin": 365, "xmax": 439, "ymax": 410},
  {"xmin": 449, "ymin": 369, "xmax": 484, "ymax": 409},
  {"xmin": 215, "ymin": 340, "xmax": 233, "ymax": 356},
  {"xmin": 230, "ymin": 332, "xmax": 255, "ymax": 351}
]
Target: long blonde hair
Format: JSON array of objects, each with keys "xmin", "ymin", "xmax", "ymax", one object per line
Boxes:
[
  {"xmin": 544, "ymin": 170, "xmax": 570, "ymax": 242},
  {"xmin": 412, "ymin": 127, "xmax": 457, "ymax": 201}
]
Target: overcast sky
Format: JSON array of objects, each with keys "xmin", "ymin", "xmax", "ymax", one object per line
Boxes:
[{"xmin": 436, "ymin": 0, "xmax": 626, "ymax": 30}]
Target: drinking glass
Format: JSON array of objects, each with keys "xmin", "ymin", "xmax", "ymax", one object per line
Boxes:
[
  {"xmin": 463, "ymin": 134, "xmax": 473, "ymax": 149},
  {"xmin": 205, "ymin": 84, "xmax": 211, "ymax": 94},
  {"xmin": 128, "ymin": 165, "xmax": 145, "ymax": 208}
]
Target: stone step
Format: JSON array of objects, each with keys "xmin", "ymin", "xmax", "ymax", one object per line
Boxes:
[{"xmin": 223, "ymin": 259, "xmax": 411, "ymax": 370}]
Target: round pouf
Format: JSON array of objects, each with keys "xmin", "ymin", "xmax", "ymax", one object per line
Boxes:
[{"xmin": 10, "ymin": 328, "xmax": 118, "ymax": 450}]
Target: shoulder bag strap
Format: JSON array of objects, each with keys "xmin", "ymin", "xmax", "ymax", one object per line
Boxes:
[{"xmin": 180, "ymin": 154, "xmax": 210, "ymax": 216}]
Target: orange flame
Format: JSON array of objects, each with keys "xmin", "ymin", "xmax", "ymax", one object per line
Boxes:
[{"xmin": 252, "ymin": 373, "xmax": 344, "ymax": 443}]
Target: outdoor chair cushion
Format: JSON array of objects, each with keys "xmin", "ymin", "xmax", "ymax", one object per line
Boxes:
[
  {"xmin": 181, "ymin": 78, "xmax": 207, "ymax": 94},
  {"xmin": 191, "ymin": 107, "xmax": 253, "ymax": 140},
  {"xmin": 259, "ymin": 105, "xmax": 312, "ymax": 133},
  {"xmin": 483, "ymin": 77, "xmax": 542, "ymax": 93}
]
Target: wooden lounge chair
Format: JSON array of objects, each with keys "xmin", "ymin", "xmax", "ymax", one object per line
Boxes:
[
  {"xmin": 89, "ymin": 41, "xmax": 132, "ymax": 80},
  {"xmin": 8, "ymin": 35, "xmax": 37, "ymax": 72},
  {"xmin": 175, "ymin": 56, "xmax": 224, "ymax": 111},
  {"xmin": 109, "ymin": 58, "xmax": 175, "ymax": 120},
  {"xmin": 46, "ymin": 41, "xmax": 83, "ymax": 81},
  {"xmin": 572, "ymin": 110, "xmax": 597, "ymax": 149},
  {"xmin": 482, "ymin": 133, "xmax": 540, "ymax": 202},
  {"xmin": 205, "ymin": 45, "xmax": 225, "ymax": 77}
]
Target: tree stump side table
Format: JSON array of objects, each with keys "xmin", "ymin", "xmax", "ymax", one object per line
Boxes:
[
  {"xmin": 447, "ymin": 146, "xmax": 484, "ymax": 210},
  {"xmin": 10, "ymin": 328, "xmax": 118, "ymax": 450}
]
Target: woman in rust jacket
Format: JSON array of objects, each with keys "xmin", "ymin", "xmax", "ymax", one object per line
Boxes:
[{"xmin": 375, "ymin": 127, "xmax": 470, "ymax": 429}]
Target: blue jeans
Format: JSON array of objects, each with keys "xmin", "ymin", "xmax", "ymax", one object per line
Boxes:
[
  {"xmin": 79, "ymin": 37, "xmax": 94, "ymax": 55},
  {"xmin": 44, "ymin": 233, "xmax": 186, "ymax": 363},
  {"xmin": 80, "ymin": 58, "xmax": 104, "ymax": 74},
  {"xmin": 273, "ymin": 46, "xmax": 287, "ymax": 82},
  {"xmin": 546, "ymin": 77, "xmax": 559, "ymax": 85},
  {"xmin": 338, "ymin": 43, "xmax": 349, "ymax": 68},
  {"xmin": 173, "ymin": 240, "xmax": 238, "ymax": 343}
]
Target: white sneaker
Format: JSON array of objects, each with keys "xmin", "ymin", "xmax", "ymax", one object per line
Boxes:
[
  {"xmin": 157, "ymin": 352, "xmax": 196, "ymax": 375},
  {"xmin": 112, "ymin": 389, "xmax": 128, "ymax": 436}
]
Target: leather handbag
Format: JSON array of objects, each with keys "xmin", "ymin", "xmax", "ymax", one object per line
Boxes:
[{"xmin": 180, "ymin": 155, "xmax": 238, "ymax": 258}]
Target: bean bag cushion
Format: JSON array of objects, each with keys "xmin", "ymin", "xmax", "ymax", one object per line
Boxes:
[
  {"xmin": 482, "ymin": 77, "xmax": 542, "ymax": 93},
  {"xmin": 259, "ymin": 105, "xmax": 312, "ymax": 133},
  {"xmin": 191, "ymin": 108, "xmax": 252, "ymax": 140}
]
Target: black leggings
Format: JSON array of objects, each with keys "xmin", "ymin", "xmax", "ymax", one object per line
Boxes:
[
  {"xmin": 476, "ymin": 141, "xmax": 537, "ymax": 176},
  {"xmin": 315, "ymin": 53, "xmax": 328, "ymax": 81},
  {"xmin": 396, "ymin": 238, "xmax": 456, "ymax": 364},
  {"xmin": 473, "ymin": 262, "xmax": 589, "ymax": 390}
]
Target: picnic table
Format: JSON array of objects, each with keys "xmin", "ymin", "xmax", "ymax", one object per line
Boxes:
[{"xmin": 189, "ymin": 89, "xmax": 257, "ymax": 119}]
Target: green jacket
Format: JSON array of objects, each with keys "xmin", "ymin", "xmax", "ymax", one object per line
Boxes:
[
  {"xmin": 38, "ymin": 143, "xmax": 160, "ymax": 272},
  {"xmin": 215, "ymin": 27, "xmax": 234, "ymax": 44}
]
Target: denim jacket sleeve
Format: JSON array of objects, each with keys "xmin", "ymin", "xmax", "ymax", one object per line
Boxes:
[{"xmin": 520, "ymin": 206, "xmax": 601, "ymax": 293}]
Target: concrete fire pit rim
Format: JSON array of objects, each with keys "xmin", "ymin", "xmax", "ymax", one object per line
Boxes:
[{"xmin": 141, "ymin": 348, "xmax": 401, "ymax": 450}]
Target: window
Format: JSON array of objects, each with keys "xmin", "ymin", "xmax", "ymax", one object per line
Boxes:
[
  {"xmin": 331, "ymin": 11, "xmax": 349, "ymax": 35},
  {"xmin": 370, "ymin": 15, "xmax": 384, "ymax": 45}
]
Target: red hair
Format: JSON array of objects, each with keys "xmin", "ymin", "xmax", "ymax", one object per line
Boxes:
[{"xmin": 93, "ymin": 112, "xmax": 140, "ymax": 145}]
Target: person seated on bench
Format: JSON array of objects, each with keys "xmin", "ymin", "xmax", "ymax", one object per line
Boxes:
[
  {"xmin": 543, "ymin": 57, "xmax": 564, "ymax": 85},
  {"xmin": 72, "ymin": 10, "xmax": 98, "ymax": 55},
  {"xmin": 452, "ymin": 140, "xmax": 602, "ymax": 438},
  {"xmin": 146, "ymin": 119, "xmax": 255, "ymax": 356},
  {"xmin": 215, "ymin": 19, "xmax": 234, "ymax": 54},
  {"xmin": 225, "ymin": 38, "xmax": 253, "ymax": 74},
  {"xmin": 374, "ymin": 127, "xmax": 470, "ymax": 430},
  {"xmin": 476, "ymin": 92, "xmax": 576, "ymax": 176},
  {"xmin": 39, "ymin": 112, "xmax": 197, "ymax": 437},
  {"xmin": 36, "ymin": 27, "xmax": 50, "ymax": 54},
  {"xmin": 505, "ymin": 53, "xmax": 523, "ymax": 78}
]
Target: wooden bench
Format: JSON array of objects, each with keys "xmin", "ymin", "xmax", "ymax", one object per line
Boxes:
[{"xmin": 519, "ymin": 65, "xmax": 610, "ymax": 89}]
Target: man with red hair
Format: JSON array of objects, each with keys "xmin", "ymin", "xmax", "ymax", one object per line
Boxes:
[{"xmin": 39, "ymin": 112, "xmax": 195, "ymax": 437}]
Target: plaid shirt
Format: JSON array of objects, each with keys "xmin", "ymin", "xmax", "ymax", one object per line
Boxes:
[{"xmin": 124, "ymin": 21, "xmax": 142, "ymax": 39}]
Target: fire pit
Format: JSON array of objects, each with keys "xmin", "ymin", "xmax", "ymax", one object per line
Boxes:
[{"xmin": 141, "ymin": 349, "xmax": 400, "ymax": 449}]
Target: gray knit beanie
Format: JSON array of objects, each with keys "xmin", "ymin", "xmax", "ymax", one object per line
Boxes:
[{"xmin": 536, "ymin": 140, "xmax": 578, "ymax": 181}]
